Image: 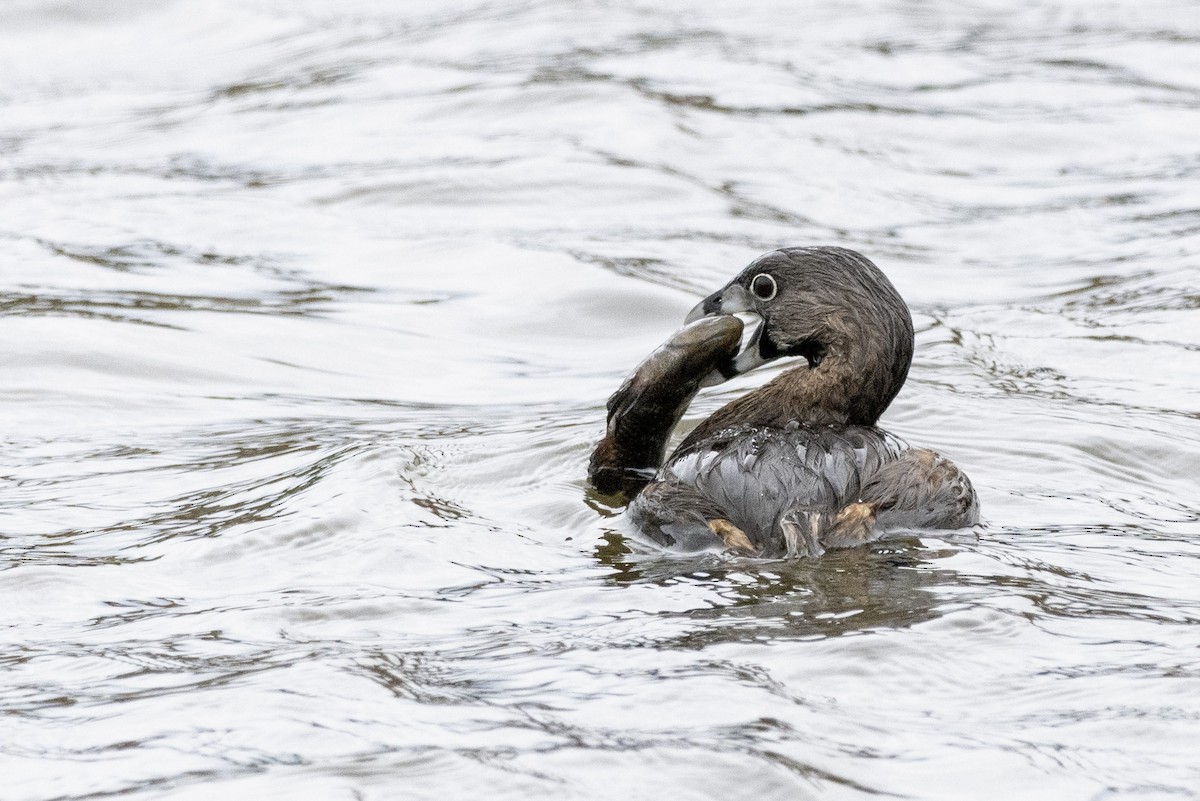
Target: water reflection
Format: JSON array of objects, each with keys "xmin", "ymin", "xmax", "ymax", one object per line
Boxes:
[{"xmin": 595, "ymin": 532, "xmax": 966, "ymax": 640}]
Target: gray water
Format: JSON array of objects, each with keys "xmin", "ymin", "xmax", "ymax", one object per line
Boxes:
[{"xmin": 2, "ymin": 1, "xmax": 1199, "ymax": 799}]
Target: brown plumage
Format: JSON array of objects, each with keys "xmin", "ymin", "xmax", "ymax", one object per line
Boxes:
[{"xmin": 589, "ymin": 246, "xmax": 979, "ymax": 558}]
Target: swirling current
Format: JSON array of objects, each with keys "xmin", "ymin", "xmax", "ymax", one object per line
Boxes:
[{"xmin": 1, "ymin": 1, "xmax": 1198, "ymax": 799}]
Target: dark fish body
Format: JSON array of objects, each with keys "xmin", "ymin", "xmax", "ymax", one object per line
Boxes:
[{"xmin": 588, "ymin": 315, "xmax": 742, "ymax": 496}]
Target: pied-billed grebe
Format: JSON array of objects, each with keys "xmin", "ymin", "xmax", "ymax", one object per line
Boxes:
[{"xmin": 589, "ymin": 246, "xmax": 979, "ymax": 558}]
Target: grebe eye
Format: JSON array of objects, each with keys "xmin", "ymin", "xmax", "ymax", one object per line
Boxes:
[{"xmin": 750, "ymin": 273, "xmax": 777, "ymax": 301}]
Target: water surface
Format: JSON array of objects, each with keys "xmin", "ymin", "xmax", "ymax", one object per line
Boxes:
[{"xmin": 2, "ymin": 1, "xmax": 1199, "ymax": 798}]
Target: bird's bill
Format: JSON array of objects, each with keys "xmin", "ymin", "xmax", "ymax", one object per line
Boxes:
[{"xmin": 686, "ymin": 283, "xmax": 770, "ymax": 383}]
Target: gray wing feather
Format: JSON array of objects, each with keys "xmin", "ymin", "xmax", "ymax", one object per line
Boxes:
[
  {"xmin": 660, "ymin": 424, "xmax": 905, "ymax": 546},
  {"xmin": 629, "ymin": 425, "xmax": 977, "ymax": 556}
]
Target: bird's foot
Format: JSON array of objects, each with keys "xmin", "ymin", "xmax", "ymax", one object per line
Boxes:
[
  {"xmin": 708, "ymin": 518, "xmax": 759, "ymax": 555},
  {"xmin": 819, "ymin": 502, "xmax": 882, "ymax": 549}
]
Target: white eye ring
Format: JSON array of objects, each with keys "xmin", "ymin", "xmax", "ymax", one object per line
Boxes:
[{"xmin": 750, "ymin": 273, "xmax": 777, "ymax": 301}]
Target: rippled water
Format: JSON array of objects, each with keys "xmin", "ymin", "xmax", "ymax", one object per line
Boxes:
[{"xmin": 2, "ymin": 1, "xmax": 1199, "ymax": 798}]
